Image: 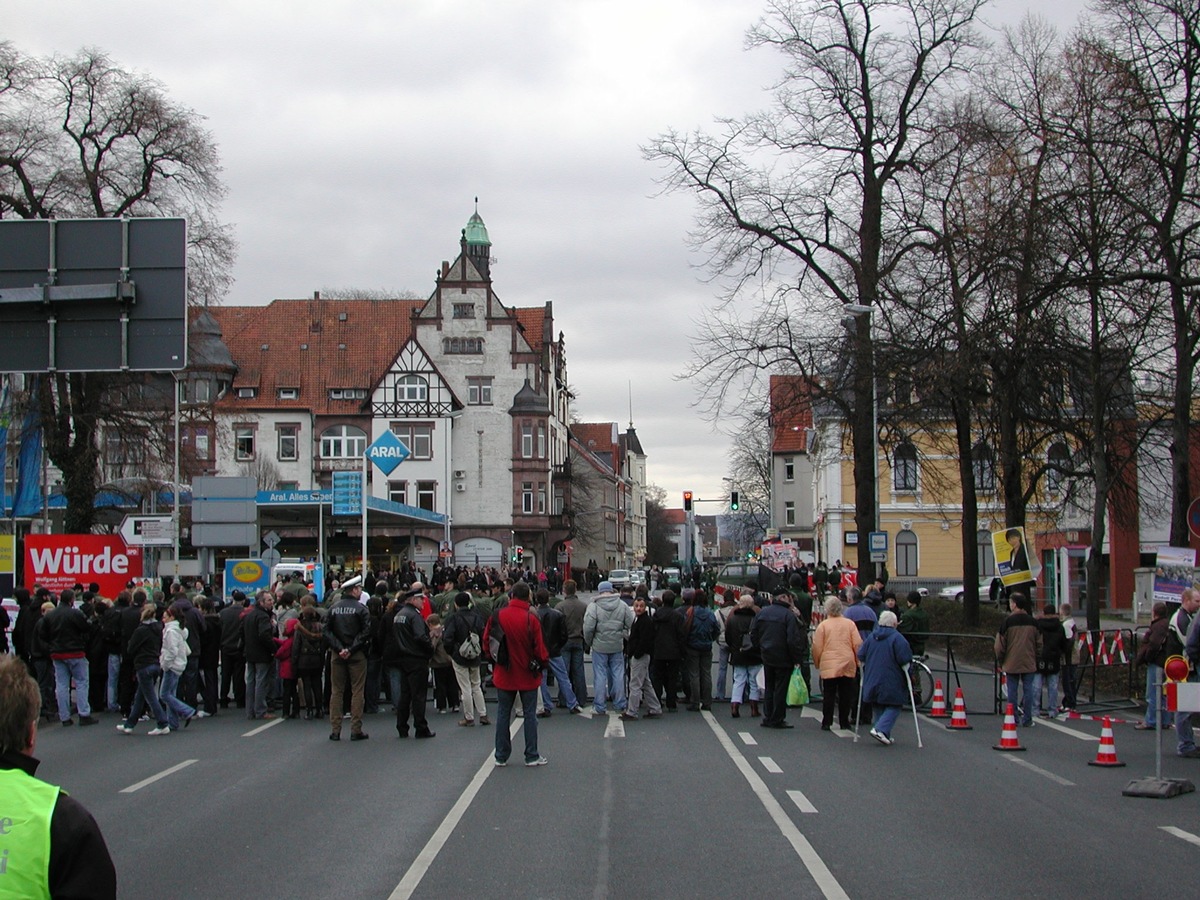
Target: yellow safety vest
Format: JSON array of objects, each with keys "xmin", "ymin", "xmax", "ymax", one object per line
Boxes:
[{"xmin": 0, "ymin": 766, "xmax": 58, "ymax": 900}]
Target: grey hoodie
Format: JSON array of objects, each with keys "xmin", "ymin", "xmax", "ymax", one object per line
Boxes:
[{"xmin": 583, "ymin": 592, "xmax": 634, "ymax": 654}]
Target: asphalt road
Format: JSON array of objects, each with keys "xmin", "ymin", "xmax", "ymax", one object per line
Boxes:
[{"xmin": 30, "ymin": 661, "xmax": 1200, "ymax": 899}]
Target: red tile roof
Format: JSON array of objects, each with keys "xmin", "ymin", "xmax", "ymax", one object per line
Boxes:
[
  {"xmin": 512, "ymin": 306, "xmax": 546, "ymax": 355},
  {"xmin": 770, "ymin": 375, "xmax": 813, "ymax": 453},
  {"xmin": 571, "ymin": 423, "xmax": 617, "ymax": 455},
  {"xmin": 663, "ymin": 508, "xmax": 685, "ymax": 525},
  {"xmin": 200, "ymin": 298, "xmax": 421, "ymax": 416}
]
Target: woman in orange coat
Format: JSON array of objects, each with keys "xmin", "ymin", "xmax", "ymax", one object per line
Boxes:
[{"xmin": 811, "ymin": 596, "xmax": 862, "ymax": 731}]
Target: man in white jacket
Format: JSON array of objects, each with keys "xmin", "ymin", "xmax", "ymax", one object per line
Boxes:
[{"xmin": 583, "ymin": 581, "xmax": 634, "ymax": 716}]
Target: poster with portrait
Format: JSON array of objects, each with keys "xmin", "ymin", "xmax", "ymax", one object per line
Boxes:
[
  {"xmin": 1152, "ymin": 546, "xmax": 1196, "ymax": 605},
  {"xmin": 992, "ymin": 526, "xmax": 1036, "ymax": 587}
]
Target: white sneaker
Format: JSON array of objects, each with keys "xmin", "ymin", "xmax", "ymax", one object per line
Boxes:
[
  {"xmin": 115, "ymin": 724, "xmax": 133, "ymax": 734},
  {"xmin": 195, "ymin": 710, "xmax": 212, "ymax": 718},
  {"xmin": 870, "ymin": 729, "xmax": 893, "ymax": 746},
  {"xmin": 524, "ymin": 756, "xmax": 549, "ymax": 767},
  {"xmin": 147, "ymin": 726, "xmax": 170, "ymax": 736}
]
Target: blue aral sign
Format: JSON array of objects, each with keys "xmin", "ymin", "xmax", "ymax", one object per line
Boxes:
[{"xmin": 364, "ymin": 430, "xmax": 410, "ymax": 476}]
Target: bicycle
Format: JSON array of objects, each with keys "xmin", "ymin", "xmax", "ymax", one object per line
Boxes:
[{"xmin": 907, "ymin": 654, "xmax": 934, "ymax": 709}]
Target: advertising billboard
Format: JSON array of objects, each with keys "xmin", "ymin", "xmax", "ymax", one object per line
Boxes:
[{"xmin": 24, "ymin": 534, "xmax": 142, "ymax": 598}]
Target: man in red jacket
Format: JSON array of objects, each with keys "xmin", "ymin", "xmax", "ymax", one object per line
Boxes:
[{"xmin": 484, "ymin": 582, "xmax": 549, "ymax": 767}]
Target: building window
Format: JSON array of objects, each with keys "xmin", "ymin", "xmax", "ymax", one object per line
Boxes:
[
  {"xmin": 977, "ymin": 530, "xmax": 995, "ymax": 576},
  {"xmin": 416, "ymin": 480, "xmax": 436, "ymax": 511},
  {"xmin": 278, "ymin": 387, "xmax": 298, "ymax": 400},
  {"xmin": 390, "ymin": 423, "xmax": 433, "ymax": 460},
  {"xmin": 235, "ymin": 426, "xmax": 255, "ymax": 461},
  {"xmin": 538, "ymin": 483, "xmax": 546, "ymax": 514},
  {"xmin": 236, "ymin": 387, "xmax": 257, "ymax": 399},
  {"xmin": 452, "ymin": 303, "xmax": 475, "ymax": 319},
  {"xmin": 537, "ymin": 424, "xmax": 546, "ymax": 459},
  {"xmin": 972, "ymin": 442, "xmax": 996, "ymax": 493},
  {"xmin": 896, "ymin": 529, "xmax": 918, "ymax": 576},
  {"xmin": 105, "ymin": 430, "xmax": 146, "ymax": 466},
  {"xmin": 784, "ymin": 457, "xmax": 795, "ymax": 482},
  {"xmin": 395, "ymin": 375, "xmax": 427, "ymax": 402},
  {"xmin": 784, "ymin": 501, "xmax": 796, "ymax": 527},
  {"xmin": 388, "ymin": 480, "xmax": 407, "ymax": 504},
  {"xmin": 467, "ymin": 376, "xmax": 493, "ymax": 405},
  {"xmin": 277, "ymin": 425, "xmax": 298, "ymax": 461},
  {"xmin": 193, "ymin": 427, "xmax": 211, "ymax": 462},
  {"xmin": 319, "ymin": 424, "xmax": 367, "ymax": 459},
  {"xmin": 521, "ymin": 422, "xmax": 534, "ymax": 459},
  {"xmin": 1047, "ymin": 442, "xmax": 1070, "ymax": 494},
  {"xmin": 444, "ymin": 337, "xmax": 483, "ymax": 354},
  {"xmin": 278, "ymin": 481, "xmax": 299, "ymax": 490},
  {"xmin": 522, "ymin": 482, "xmax": 534, "ymax": 514},
  {"xmin": 894, "ymin": 442, "xmax": 918, "ymax": 492},
  {"xmin": 328, "ymin": 388, "xmax": 367, "ymax": 400},
  {"xmin": 190, "ymin": 379, "xmax": 212, "ymax": 403}
]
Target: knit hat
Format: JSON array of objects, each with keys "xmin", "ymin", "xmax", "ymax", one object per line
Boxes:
[{"xmin": 597, "ymin": 581, "xmax": 614, "ymax": 593}]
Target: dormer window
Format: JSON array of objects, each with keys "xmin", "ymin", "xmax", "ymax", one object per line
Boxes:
[
  {"xmin": 278, "ymin": 387, "xmax": 299, "ymax": 400},
  {"xmin": 329, "ymin": 388, "xmax": 367, "ymax": 400},
  {"xmin": 237, "ymin": 387, "xmax": 257, "ymax": 399}
]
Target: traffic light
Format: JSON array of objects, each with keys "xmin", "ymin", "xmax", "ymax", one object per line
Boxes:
[
  {"xmin": 514, "ymin": 545, "xmax": 524, "ymax": 564},
  {"xmin": 683, "ymin": 491, "xmax": 693, "ymax": 511},
  {"xmin": 730, "ymin": 490, "xmax": 740, "ymax": 511}
]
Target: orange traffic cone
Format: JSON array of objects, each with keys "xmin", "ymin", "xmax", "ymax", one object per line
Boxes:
[
  {"xmin": 929, "ymin": 681, "xmax": 949, "ymax": 718},
  {"xmin": 992, "ymin": 703, "xmax": 1026, "ymax": 751},
  {"xmin": 945, "ymin": 687, "xmax": 973, "ymax": 730},
  {"xmin": 1088, "ymin": 716, "xmax": 1126, "ymax": 767}
]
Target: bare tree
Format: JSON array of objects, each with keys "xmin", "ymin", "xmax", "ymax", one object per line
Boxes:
[
  {"xmin": 645, "ymin": 0, "xmax": 986, "ymax": 575},
  {"xmin": 1, "ymin": 45, "xmax": 235, "ymax": 532}
]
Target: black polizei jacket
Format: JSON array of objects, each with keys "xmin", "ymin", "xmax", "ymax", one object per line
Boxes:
[
  {"xmin": 393, "ymin": 602, "xmax": 433, "ymax": 662},
  {"xmin": 325, "ymin": 598, "xmax": 372, "ymax": 656}
]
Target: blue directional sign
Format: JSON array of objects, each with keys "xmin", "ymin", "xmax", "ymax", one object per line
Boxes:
[{"xmin": 364, "ymin": 430, "xmax": 410, "ymax": 476}]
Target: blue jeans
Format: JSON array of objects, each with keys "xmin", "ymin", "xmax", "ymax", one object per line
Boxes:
[
  {"xmin": 495, "ymin": 688, "xmax": 539, "ymax": 763},
  {"xmin": 591, "ymin": 650, "xmax": 626, "ymax": 713},
  {"xmin": 873, "ymin": 704, "xmax": 901, "ymax": 737},
  {"xmin": 124, "ymin": 664, "xmax": 168, "ymax": 729},
  {"xmin": 159, "ymin": 669, "xmax": 196, "ymax": 729},
  {"xmin": 561, "ymin": 641, "xmax": 588, "ymax": 704},
  {"xmin": 52, "ymin": 657, "xmax": 91, "ymax": 721},
  {"xmin": 107, "ymin": 653, "xmax": 122, "ymax": 711},
  {"xmin": 1033, "ymin": 671, "xmax": 1059, "ymax": 717},
  {"xmin": 541, "ymin": 655, "xmax": 579, "ymax": 710},
  {"xmin": 731, "ymin": 665, "xmax": 762, "ymax": 703},
  {"xmin": 385, "ymin": 665, "xmax": 404, "ymax": 712},
  {"xmin": 1006, "ymin": 671, "xmax": 1037, "ymax": 725},
  {"xmin": 1144, "ymin": 665, "xmax": 1164, "ymax": 727},
  {"xmin": 715, "ymin": 645, "xmax": 731, "ymax": 699},
  {"xmin": 245, "ymin": 661, "xmax": 272, "ymax": 719}
]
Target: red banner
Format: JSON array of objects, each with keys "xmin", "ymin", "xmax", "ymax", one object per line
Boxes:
[{"xmin": 25, "ymin": 534, "xmax": 142, "ymax": 598}]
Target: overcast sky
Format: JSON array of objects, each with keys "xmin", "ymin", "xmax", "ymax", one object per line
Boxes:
[{"xmin": 4, "ymin": 0, "xmax": 1088, "ymax": 509}]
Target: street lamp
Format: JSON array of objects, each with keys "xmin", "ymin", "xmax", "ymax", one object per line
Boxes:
[{"xmin": 841, "ymin": 304, "xmax": 879, "ymax": 578}]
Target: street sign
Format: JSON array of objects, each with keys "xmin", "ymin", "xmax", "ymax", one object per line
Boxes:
[
  {"xmin": 261, "ymin": 548, "xmax": 282, "ymax": 570},
  {"xmin": 118, "ymin": 514, "xmax": 174, "ymax": 547},
  {"xmin": 869, "ymin": 530, "xmax": 888, "ymax": 563},
  {"xmin": 262, "ymin": 530, "xmax": 281, "ymax": 549},
  {"xmin": 364, "ymin": 430, "xmax": 410, "ymax": 476}
]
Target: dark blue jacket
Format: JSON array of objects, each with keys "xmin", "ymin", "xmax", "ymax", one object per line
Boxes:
[
  {"xmin": 857, "ymin": 626, "xmax": 913, "ymax": 707},
  {"xmin": 684, "ymin": 605, "xmax": 720, "ymax": 650}
]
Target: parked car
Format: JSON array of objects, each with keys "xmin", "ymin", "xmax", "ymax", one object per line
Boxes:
[
  {"xmin": 630, "ymin": 570, "xmax": 646, "ymax": 587},
  {"xmin": 938, "ymin": 576, "xmax": 1006, "ymax": 604}
]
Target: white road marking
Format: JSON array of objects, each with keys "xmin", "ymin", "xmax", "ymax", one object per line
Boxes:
[
  {"xmin": 702, "ymin": 711, "xmax": 850, "ymax": 900},
  {"xmin": 389, "ymin": 721, "xmax": 521, "ymax": 900},
  {"xmin": 787, "ymin": 789, "xmax": 818, "ymax": 814},
  {"xmin": 759, "ymin": 756, "xmax": 783, "ymax": 774},
  {"xmin": 605, "ymin": 715, "xmax": 625, "ymax": 738},
  {"xmin": 1033, "ymin": 718, "xmax": 1097, "ymax": 741},
  {"xmin": 242, "ymin": 717, "xmax": 284, "ymax": 738},
  {"xmin": 1160, "ymin": 826, "xmax": 1200, "ymax": 848},
  {"xmin": 120, "ymin": 759, "xmax": 197, "ymax": 794},
  {"xmin": 1003, "ymin": 755, "xmax": 1076, "ymax": 787},
  {"xmin": 739, "ymin": 732, "xmax": 758, "ymax": 746}
]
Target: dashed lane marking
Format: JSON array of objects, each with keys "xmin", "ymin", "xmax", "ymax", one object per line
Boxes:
[
  {"xmin": 739, "ymin": 732, "xmax": 758, "ymax": 746},
  {"xmin": 759, "ymin": 756, "xmax": 783, "ymax": 774},
  {"xmin": 702, "ymin": 711, "xmax": 850, "ymax": 900},
  {"xmin": 1033, "ymin": 717, "xmax": 1097, "ymax": 741},
  {"xmin": 787, "ymin": 789, "xmax": 818, "ymax": 814},
  {"xmin": 1002, "ymin": 755, "xmax": 1076, "ymax": 787},
  {"xmin": 120, "ymin": 759, "xmax": 197, "ymax": 794},
  {"xmin": 1161, "ymin": 826, "xmax": 1200, "ymax": 848},
  {"xmin": 242, "ymin": 717, "xmax": 285, "ymax": 738},
  {"xmin": 605, "ymin": 715, "xmax": 625, "ymax": 739}
]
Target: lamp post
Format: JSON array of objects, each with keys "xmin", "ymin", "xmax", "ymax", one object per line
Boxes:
[{"xmin": 842, "ymin": 303, "xmax": 878, "ymax": 579}]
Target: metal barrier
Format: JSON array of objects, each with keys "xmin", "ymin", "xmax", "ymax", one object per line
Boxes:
[{"xmin": 1072, "ymin": 628, "xmax": 1138, "ymax": 715}]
